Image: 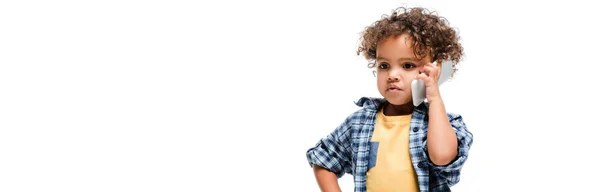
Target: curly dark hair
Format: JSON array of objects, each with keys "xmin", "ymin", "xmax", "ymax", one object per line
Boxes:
[{"xmin": 357, "ymin": 7, "xmax": 464, "ymax": 77}]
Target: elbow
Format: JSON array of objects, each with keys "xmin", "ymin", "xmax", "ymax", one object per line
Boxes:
[{"xmin": 429, "ymin": 150, "xmax": 457, "ymax": 166}]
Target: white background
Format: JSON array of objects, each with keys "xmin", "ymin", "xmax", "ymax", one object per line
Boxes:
[{"xmin": 1, "ymin": 0, "xmax": 600, "ymax": 191}]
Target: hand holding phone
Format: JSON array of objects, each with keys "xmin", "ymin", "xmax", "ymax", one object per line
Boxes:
[{"xmin": 411, "ymin": 60, "xmax": 453, "ymax": 106}]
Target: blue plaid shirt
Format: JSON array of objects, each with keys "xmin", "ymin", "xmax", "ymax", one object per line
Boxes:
[{"xmin": 306, "ymin": 97, "xmax": 473, "ymax": 192}]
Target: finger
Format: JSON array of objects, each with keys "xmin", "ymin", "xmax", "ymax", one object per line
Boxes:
[
  {"xmin": 429, "ymin": 62, "xmax": 442, "ymax": 79},
  {"xmin": 433, "ymin": 61, "xmax": 442, "ymax": 77},
  {"xmin": 416, "ymin": 73, "xmax": 430, "ymax": 84},
  {"xmin": 424, "ymin": 62, "xmax": 437, "ymax": 68},
  {"xmin": 422, "ymin": 65, "xmax": 438, "ymax": 79},
  {"xmin": 420, "ymin": 63, "xmax": 431, "ymax": 73}
]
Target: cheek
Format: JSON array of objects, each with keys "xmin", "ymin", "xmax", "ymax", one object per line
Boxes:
[
  {"xmin": 401, "ymin": 73, "xmax": 416, "ymax": 89},
  {"xmin": 403, "ymin": 71, "xmax": 418, "ymax": 81},
  {"xmin": 376, "ymin": 77, "xmax": 385, "ymax": 86},
  {"xmin": 376, "ymin": 74, "xmax": 386, "ymax": 82},
  {"xmin": 377, "ymin": 77, "xmax": 389, "ymax": 90}
]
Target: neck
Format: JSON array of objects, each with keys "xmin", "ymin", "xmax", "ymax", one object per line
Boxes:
[{"xmin": 383, "ymin": 101, "xmax": 414, "ymax": 116}]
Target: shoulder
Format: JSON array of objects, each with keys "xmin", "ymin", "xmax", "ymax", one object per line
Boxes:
[
  {"xmin": 353, "ymin": 96, "xmax": 386, "ymax": 109},
  {"xmin": 333, "ymin": 97, "xmax": 383, "ymax": 134},
  {"xmin": 348, "ymin": 96, "xmax": 385, "ymax": 121}
]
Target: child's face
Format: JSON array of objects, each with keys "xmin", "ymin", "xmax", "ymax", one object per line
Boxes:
[{"xmin": 375, "ymin": 33, "xmax": 432, "ymax": 105}]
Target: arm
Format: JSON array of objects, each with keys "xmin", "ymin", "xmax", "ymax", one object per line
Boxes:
[
  {"xmin": 313, "ymin": 165, "xmax": 343, "ymax": 192},
  {"xmin": 424, "ymin": 98, "xmax": 474, "ymax": 185},
  {"xmin": 426, "ymin": 98, "xmax": 458, "ymax": 165},
  {"xmin": 306, "ymin": 118, "xmax": 353, "ymax": 191},
  {"xmin": 418, "ymin": 62, "xmax": 474, "ymax": 185}
]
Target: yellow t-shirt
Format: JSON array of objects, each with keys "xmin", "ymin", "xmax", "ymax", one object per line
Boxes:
[{"xmin": 366, "ymin": 110, "xmax": 419, "ymax": 192}]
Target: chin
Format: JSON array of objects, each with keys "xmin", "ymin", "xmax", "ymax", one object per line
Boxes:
[{"xmin": 384, "ymin": 97, "xmax": 411, "ymax": 106}]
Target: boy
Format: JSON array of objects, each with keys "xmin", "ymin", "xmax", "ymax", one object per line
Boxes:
[{"xmin": 306, "ymin": 6, "xmax": 474, "ymax": 192}]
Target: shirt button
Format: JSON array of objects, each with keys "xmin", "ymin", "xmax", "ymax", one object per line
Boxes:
[{"xmin": 412, "ymin": 127, "xmax": 419, "ymax": 132}]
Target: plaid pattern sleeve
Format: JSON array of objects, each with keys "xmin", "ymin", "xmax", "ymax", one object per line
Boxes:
[
  {"xmin": 306, "ymin": 115, "xmax": 354, "ymax": 178},
  {"xmin": 423, "ymin": 113, "xmax": 474, "ymax": 186}
]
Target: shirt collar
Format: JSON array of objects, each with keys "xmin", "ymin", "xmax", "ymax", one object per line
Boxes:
[{"xmin": 354, "ymin": 97, "xmax": 429, "ymax": 114}]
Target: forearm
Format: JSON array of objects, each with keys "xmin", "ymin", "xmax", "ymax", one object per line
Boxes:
[
  {"xmin": 426, "ymin": 98, "xmax": 458, "ymax": 165},
  {"xmin": 313, "ymin": 165, "xmax": 342, "ymax": 192}
]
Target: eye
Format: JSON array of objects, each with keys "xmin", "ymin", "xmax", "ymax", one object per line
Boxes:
[
  {"xmin": 402, "ymin": 63, "xmax": 416, "ymax": 69},
  {"xmin": 378, "ymin": 63, "xmax": 390, "ymax": 70}
]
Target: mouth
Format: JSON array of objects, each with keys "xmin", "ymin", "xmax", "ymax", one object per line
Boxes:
[{"xmin": 387, "ymin": 85, "xmax": 402, "ymax": 92}]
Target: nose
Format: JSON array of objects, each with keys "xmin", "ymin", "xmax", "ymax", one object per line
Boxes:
[{"xmin": 387, "ymin": 68, "xmax": 400, "ymax": 81}]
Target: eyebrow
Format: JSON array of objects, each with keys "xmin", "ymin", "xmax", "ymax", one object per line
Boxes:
[{"xmin": 375, "ymin": 56, "xmax": 419, "ymax": 62}]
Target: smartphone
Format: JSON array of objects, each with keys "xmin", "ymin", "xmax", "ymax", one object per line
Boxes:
[{"xmin": 411, "ymin": 60, "xmax": 453, "ymax": 106}]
